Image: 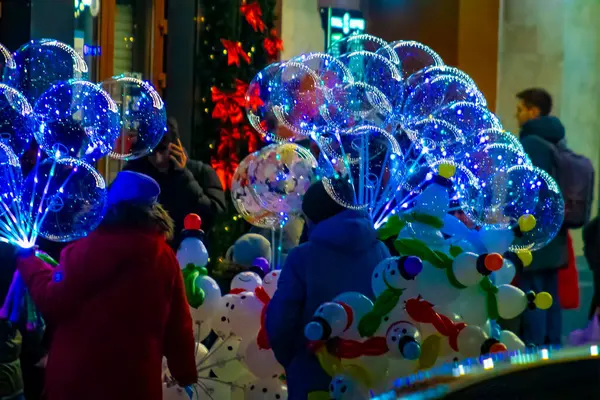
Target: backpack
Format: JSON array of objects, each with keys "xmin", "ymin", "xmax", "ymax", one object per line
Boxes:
[{"xmin": 531, "ymin": 137, "xmax": 595, "ymax": 229}]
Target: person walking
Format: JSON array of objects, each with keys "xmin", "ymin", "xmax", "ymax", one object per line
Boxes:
[
  {"xmin": 266, "ymin": 181, "xmax": 391, "ymax": 399},
  {"xmin": 15, "ymin": 171, "xmax": 197, "ymax": 400}
]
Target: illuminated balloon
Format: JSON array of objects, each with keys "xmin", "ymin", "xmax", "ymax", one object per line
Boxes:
[
  {"xmin": 248, "ymin": 143, "xmax": 317, "ymax": 215},
  {"xmin": 231, "ymin": 151, "xmax": 279, "ymax": 228},
  {"xmin": 102, "ymin": 76, "xmax": 166, "ymax": 160},
  {"xmin": 433, "ymin": 102, "xmax": 501, "ymax": 139},
  {"xmin": 328, "ymin": 34, "xmax": 398, "ymax": 64},
  {"xmin": 405, "ymin": 66, "xmax": 475, "ymax": 93},
  {"xmin": 4, "ymin": 39, "xmax": 88, "ymax": 103},
  {"xmin": 0, "ymin": 84, "xmax": 35, "ymax": 156},
  {"xmin": 0, "ymin": 43, "xmax": 15, "ymax": 80},
  {"xmin": 22, "ymin": 157, "xmax": 107, "ymax": 242},
  {"xmin": 34, "ymin": 80, "xmax": 121, "ymax": 162},
  {"xmin": 388, "ymin": 40, "xmax": 443, "ymax": 77},
  {"xmin": 0, "ymin": 142, "xmax": 23, "ymax": 202}
]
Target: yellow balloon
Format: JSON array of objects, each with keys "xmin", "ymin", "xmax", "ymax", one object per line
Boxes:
[
  {"xmin": 419, "ymin": 334, "xmax": 442, "ymax": 370},
  {"xmin": 518, "ymin": 214, "xmax": 537, "ymax": 233},
  {"xmin": 534, "ymin": 292, "xmax": 553, "ymax": 310},
  {"xmin": 517, "ymin": 249, "xmax": 533, "ymax": 267},
  {"xmin": 279, "ymin": 144, "xmax": 297, "ymax": 165},
  {"xmin": 315, "ymin": 347, "xmax": 341, "ymax": 378},
  {"xmin": 438, "ymin": 163, "xmax": 456, "ymax": 179}
]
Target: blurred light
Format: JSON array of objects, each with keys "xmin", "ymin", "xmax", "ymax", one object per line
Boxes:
[
  {"xmin": 541, "ymin": 349, "xmax": 549, "ymax": 360},
  {"xmin": 591, "ymin": 345, "xmax": 598, "ymax": 356},
  {"xmin": 482, "ymin": 358, "xmax": 494, "ymax": 370}
]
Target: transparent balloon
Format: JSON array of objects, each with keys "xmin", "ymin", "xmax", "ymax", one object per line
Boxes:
[
  {"xmin": 507, "ymin": 165, "xmax": 565, "ymax": 251},
  {"xmin": 387, "ymin": 40, "xmax": 444, "ymax": 78},
  {"xmin": 337, "ymin": 50, "xmax": 401, "ymax": 115},
  {"xmin": 247, "ymin": 143, "xmax": 318, "ymax": 216},
  {"xmin": 328, "ymin": 33, "xmax": 398, "ymax": 64},
  {"xmin": 472, "ymin": 128, "xmax": 525, "ymax": 153},
  {"xmin": 34, "ymin": 80, "xmax": 121, "ymax": 162},
  {"xmin": 463, "ymin": 144, "xmax": 531, "ymax": 226},
  {"xmin": 0, "ymin": 84, "xmax": 35, "ymax": 156},
  {"xmin": 405, "ymin": 66, "xmax": 476, "ymax": 93},
  {"xmin": 433, "ymin": 102, "xmax": 502, "ymax": 139},
  {"xmin": 4, "ymin": 39, "xmax": 88, "ymax": 104},
  {"xmin": 402, "ymin": 76, "xmax": 486, "ymax": 124},
  {"xmin": 231, "ymin": 150, "xmax": 280, "ymax": 228},
  {"xmin": 325, "ymin": 81, "xmax": 392, "ymax": 130},
  {"xmin": 247, "ymin": 62, "xmax": 298, "ymax": 143},
  {"xmin": 0, "ymin": 142, "xmax": 23, "ymax": 203},
  {"xmin": 408, "ymin": 119, "xmax": 466, "ymax": 162},
  {"xmin": 0, "ymin": 43, "xmax": 16, "ymax": 87},
  {"xmin": 320, "ymin": 125, "xmax": 403, "ymax": 221},
  {"xmin": 102, "ymin": 76, "xmax": 166, "ymax": 160},
  {"xmin": 271, "ymin": 60, "xmax": 331, "ymax": 138},
  {"xmin": 23, "ymin": 157, "xmax": 107, "ymax": 242}
]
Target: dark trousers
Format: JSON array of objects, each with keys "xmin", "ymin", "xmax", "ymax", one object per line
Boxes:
[
  {"xmin": 520, "ymin": 270, "xmax": 562, "ymax": 346},
  {"xmin": 590, "ymin": 270, "xmax": 600, "ymax": 319}
]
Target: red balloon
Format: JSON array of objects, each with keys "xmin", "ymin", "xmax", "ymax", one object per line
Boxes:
[{"xmin": 184, "ymin": 213, "xmax": 202, "ymax": 230}]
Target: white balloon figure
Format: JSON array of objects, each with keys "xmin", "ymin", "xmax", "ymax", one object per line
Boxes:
[
  {"xmin": 305, "ymin": 302, "xmax": 350, "ymax": 341},
  {"xmin": 177, "ymin": 214, "xmax": 209, "ymax": 269},
  {"xmin": 245, "ymin": 378, "xmax": 288, "ymax": 400},
  {"xmin": 329, "ymin": 374, "xmax": 368, "ymax": 400},
  {"xmin": 386, "ymin": 321, "xmax": 421, "ymax": 360},
  {"xmin": 231, "ymin": 271, "xmax": 263, "ymax": 293},
  {"xmin": 228, "ymin": 292, "xmax": 264, "ymax": 340},
  {"xmin": 333, "ymin": 292, "xmax": 374, "ymax": 341},
  {"xmin": 371, "ymin": 257, "xmax": 422, "ymax": 298},
  {"xmin": 262, "ymin": 270, "xmax": 281, "ymax": 298},
  {"xmin": 244, "ymin": 339, "xmax": 284, "ymax": 380}
]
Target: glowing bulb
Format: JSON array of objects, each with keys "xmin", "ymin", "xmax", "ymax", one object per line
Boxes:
[
  {"xmin": 482, "ymin": 358, "xmax": 494, "ymax": 370},
  {"xmin": 591, "ymin": 345, "xmax": 598, "ymax": 356}
]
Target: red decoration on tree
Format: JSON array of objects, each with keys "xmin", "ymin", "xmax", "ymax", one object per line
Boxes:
[
  {"xmin": 221, "ymin": 39, "xmax": 251, "ymax": 66},
  {"xmin": 245, "ymin": 82, "xmax": 264, "ymax": 111},
  {"xmin": 211, "ymin": 84, "xmax": 246, "ymax": 124},
  {"xmin": 263, "ymin": 29, "xmax": 283, "ymax": 60},
  {"xmin": 240, "ymin": 2, "xmax": 266, "ymax": 33}
]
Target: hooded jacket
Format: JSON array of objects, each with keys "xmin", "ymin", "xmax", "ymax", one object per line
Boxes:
[
  {"xmin": 266, "ymin": 210, "xmax": 390, "ymax": 399},
  {"xmin": 17, "ymin": 228, "xmax": 197, "ymax": 400},
  {"xmin": 520, "ymin": 116, "xmax": 569, "ymax": 270}
]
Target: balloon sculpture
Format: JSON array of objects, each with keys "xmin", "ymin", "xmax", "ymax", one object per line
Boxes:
[
  {"xmin": 0, "ymin": 39, "xmax": 166, "ymax": 337},
  {"xmin": 171, "ymin": 223, "xmax": 287, "ymax": 400},
  {"xmin": 234, "ymin": 33, "xmax": 564, "ymax": 399}
]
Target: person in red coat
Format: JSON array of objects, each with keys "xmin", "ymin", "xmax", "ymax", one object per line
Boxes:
[{"xmin": 16, "ymin": 171, "xmax": 197, "ymax": 400}]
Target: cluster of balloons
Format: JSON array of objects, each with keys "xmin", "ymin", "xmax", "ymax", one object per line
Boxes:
[
  {"xmin": 167, "ymin": 217, "xmax": 287, "ymax": 400},
  {"xmin": 0, "ymin": 38, "xmax": 166, "ymax": 247},
  {"xmin": 306, "ymin": 164, "xmax": 554, "ymax": 399},
  {"xmin": 243, "ymin": 34, "xmax": 564, "ymax": 253}
]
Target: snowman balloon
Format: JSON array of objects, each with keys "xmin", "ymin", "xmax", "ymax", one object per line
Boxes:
[{"xmin": 177, "ymin": 213, "xmax": 209, "ymax": 269}]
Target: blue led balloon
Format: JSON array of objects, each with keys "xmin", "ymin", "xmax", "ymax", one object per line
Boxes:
[
  {"xmin": 0, "ymin": 84, "xmax": 35, "ymax": 156},
  {"xmin": 409, "ymin": 119, "xmax": 466, "ymax": 162},
  {"xmin": 102, "ymin": 76, "xmax": 166, "ymax": 160},
  {"xmin": 405, "ymin": 66, "xmax": 477, "ymax": 93},
  {"xmin": 23, "ymin": 157, "xmax": 107, "ymax": 242},
  {"xmin": 463, "ymin": 144, "xmax": 530, "ymax": 225},
  {"xmin": 4, "ymin": 39, "xmax": 88, "ymax": 104},
  {"xmin": 246, "ymin": 62, "xmax": 297, "ymax": 143},
  {"xmin": 386, "ymin": 40, "xmax": 444, "ymax": 78},
  {"xmin": 0, "ymin": 43, "xmax": 16, "ymax": 84},
  {"xmin": 402, "ymin": 76, "xmax": 486, "ymax": 124},
  {"xmin": 328, "ymin": 34, "xmax": 399, "ymax": 64},
  {"xmin": 506, "ymin": 165, "xmax": 564, "ymax": 251},
  {"xmin": 433, "ymin": 102, "xmax": 502, "ymax": 139},
  {"xmin": 34, "ymin": 80, "xmax": 121, "ymax": 162},
  {"xmin": 472, "ymin": 128, "xmax": 524, "ymax": 153},
  {"xmin": 0, "ymin": 141, "xmax": 23, "ymax": 202}
]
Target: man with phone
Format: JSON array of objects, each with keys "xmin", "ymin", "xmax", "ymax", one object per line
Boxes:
[{"xmin": 124, "ymin": 118, "xmax": 226, "ymax": 247}]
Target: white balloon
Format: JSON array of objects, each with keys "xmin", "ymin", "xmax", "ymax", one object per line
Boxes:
[
  {"xmin": 206, "ymin": 337, "xmax": 248, "ymax": 382},
  {"xmin": 262, "ymin": 270, "xmax": 281, "ymax": 298},
  {"xmin": 414, "ymin": 184, "xmax": 449, "ymax": 219},
  {"xmin": 478, "ymin": 227, "xmax": 514, "ymax": 254},
  {"xmin": 449, "ymin": 285, "xmax": 488, "ymax": 326},
  {"xmin": 496, "ymin": 284, "xmax": 527, "ymax": 320},
  {"xmin": 372, "ymin": 258, "xmax": 393, "ymax": 297},
  {"xmin": 226, "ymin": 293, "xmax": 264, "ymax": 340},
  {"xmin": 305, "ymin": 302, "xmax": 349, "ymax": 341},
  {"xmin": 195, "ymin": 379, "xmax": 233, "ymax": 400},
  {"xmin": 244, "ymin": 339, "xmax": 284, "ymax": 379},
  {"xmin": 330, "ymin": 374, "xmax": 368, "ymax": 400},
  {"xmin": 399, "ymin": 222, "xmax": 447, "ymax": 250},
  {"xmin": 416, "ymin": 262, "xmax": 460, "ymax": 305},
  {"xmin": 375, "ymin": 302, "xmax": 409, "ymax": 337},
  {"xmin": 333, "ymin": 292, "xmax": 374, "ymax": 341},
  {"xmin": 163, "ymin": 384, "xmax": 191, "ymax": 400},
  {"xmin": 457, "ymin": 325, "xmax": 487, "ymax": 358},
  {"xmin": 452, "ymin": 252, "xmax": 481, "ymax": 286},
  {"xmin": 245, "ymin": 378, "xmax": 288, "ymax": 400},
  {"xmin": 190, "ymin": 276, "xmax": 222, "ymax": 324},
  {"xmin": 212, "ymin": 294, "xmax": 235, "ymax": 338},
  {"xmin": 386, "ymin": 322, "xmax": 421, "ymax": 360},
  {"xmin": 195, "ymin": 342, "xmax": 209, "ymax": 364},
  {"xmin": 177, "ymin": 237, "xmax": 209, "ymax": 268},
  {"xmin": 442, "ymin": 213, "xmax": 471, "ymax": 238},
  {"xmin": 500, "ymin": 330, "xmax": 525, "ymax": 352},
  {"xmin": 491, "ymin": 259, "xmax": 516, "ymax": 286},
  {"xmin": 231, "ymin": 271, "xmax": 263, "ymax": 293}
]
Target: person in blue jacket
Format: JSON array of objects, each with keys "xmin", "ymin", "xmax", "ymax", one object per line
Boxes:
[{"xmin": 265, "ymin": 181, "xmax": 391, "ymax": 399}]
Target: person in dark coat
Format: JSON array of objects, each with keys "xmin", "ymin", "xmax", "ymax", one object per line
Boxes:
[
  {"xmin": 16, "ymin": 171, "xmax": 197, "ymax": 400},
  {"xmin": 516, "ymin": 88, "xmax": 568, "ymax": 345},
  {"xmin": 124, "ymin": 118, "xmax": 226, "ymax": 246},
  {"xmin": 265, "ymin": 181, "xmax": 391, "ymax": 399}
]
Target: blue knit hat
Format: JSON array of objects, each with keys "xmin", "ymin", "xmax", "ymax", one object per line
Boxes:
[{"xmin": 107, "ymin": 171, "xmax": 160, "ymax": 206}]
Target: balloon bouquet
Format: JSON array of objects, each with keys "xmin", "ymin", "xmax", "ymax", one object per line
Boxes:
[
  {"xmin": 239, "ymin": 34, "xmax": 564, "ymax": 399},
  {"xmin": 169, "ymin": 219, "xmax": 287, "ymax": 400},
  {"xmin": 0, "ymin": 40, "xmax": 166, "ymax": 333}
]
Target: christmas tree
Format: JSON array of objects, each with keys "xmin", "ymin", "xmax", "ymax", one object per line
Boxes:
[{"xmin": 192, "ymin": 0, "xmax": 282, "ymax": 263}]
